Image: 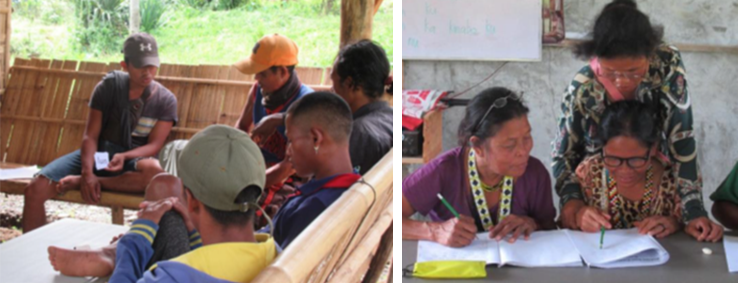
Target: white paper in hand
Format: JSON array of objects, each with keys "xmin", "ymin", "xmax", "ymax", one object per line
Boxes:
[{"xmin": 94, "ymin": 152, "xmax": 110, "ymax": 170}]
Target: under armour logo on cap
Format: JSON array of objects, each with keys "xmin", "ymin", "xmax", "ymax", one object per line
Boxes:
[
  {"xmin": 141, "ymin": 43, "xmax": 153, "ymax": 52},
  {"xmin": 123, "ymin": 32, "xmax": 160, "ymax": 68}
]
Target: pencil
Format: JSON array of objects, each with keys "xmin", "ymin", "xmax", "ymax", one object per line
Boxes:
[{"xmin": 599, "ymin": 226, "xmax": 605, "ymax": 249}]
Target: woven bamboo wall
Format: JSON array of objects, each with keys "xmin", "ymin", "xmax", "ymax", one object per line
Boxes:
[
  {"xmin": 0, "ymin": 58, "xmax": 332, "ymax": 166},
  {"xmin": 252, "ymin": 150, "xmax": 393, "ymax": 283},
  {"xmin": 0, "ymin": 0, "xmax": 10, "ymax": 93}
]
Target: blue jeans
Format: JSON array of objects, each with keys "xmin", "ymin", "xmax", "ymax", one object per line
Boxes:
[{"xmin": 36, "ymin": 141, "xmax": 140, "ymax": 182}]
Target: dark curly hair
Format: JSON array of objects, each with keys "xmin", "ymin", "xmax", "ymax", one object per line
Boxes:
[{"xmin": 335, "ymin": 40, "xmax": 392, "ymax": 99}]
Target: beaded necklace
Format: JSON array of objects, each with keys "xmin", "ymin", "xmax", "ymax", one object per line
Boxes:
[{"xmin": 468, "ymin": 149, "xmax": 514, "ymax": 231}]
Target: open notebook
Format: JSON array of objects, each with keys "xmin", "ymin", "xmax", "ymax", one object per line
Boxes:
[
  {"xmin": 416, "ymin": 230, "xmax": 583, "ymax": 267},
  {"xmin": 564, "ymin": 228, "xmax": 669, "ymax": 268},
  {"xmin": 417, "ymin": 228, "xmax": 669, "ymax": 269}
]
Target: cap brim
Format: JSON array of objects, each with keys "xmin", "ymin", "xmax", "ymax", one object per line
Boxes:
[
  {"xmin": 233, "ymin": 57, "xmax": 270, "ymax": 75},
  {"xmin": 132, "ymin": 56, "xmax": 160, "ymax": 68}
]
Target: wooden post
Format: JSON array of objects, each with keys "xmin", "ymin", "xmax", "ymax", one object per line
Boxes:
[
  {"xmin": 130, "ymin": 0, "xmax": 140, "ymax": 34},
  {"xmin": 339, "ymin": 0, "xmax": 378, "ymax": 48},
  {"xmin": 112, "ymin": 206, "xmax": 124, "ymax": 225},
  {"xmin": 362, "ymin": 223, "xmax": 393, "ymax": 283},
  {"xmin": 2, "ymin": 0, "xmax": 10, "ymax": 93}
]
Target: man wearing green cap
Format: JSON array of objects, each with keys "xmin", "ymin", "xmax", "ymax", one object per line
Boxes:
[
  {"xmin": 23, "ymin": 32, "xmax": 178, "ymax": 232},
  {"xmin": 108, "ymin": 125, "xmax": 276, "ymax": 282}
]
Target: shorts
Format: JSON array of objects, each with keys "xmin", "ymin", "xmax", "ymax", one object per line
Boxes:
[{"xmin": 36, "ymin": 140, "xmax": 143, "ymax": 182}]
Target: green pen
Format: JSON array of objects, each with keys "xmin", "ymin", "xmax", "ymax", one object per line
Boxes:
[
  {"xmin": 599, "ymin": 226, "xmax": 605, "ymax": 249},
  {"xmin": 437, "ymin": 193, "xmax": 479, "ymax": 240},
  {"xmin": 437, "ymin": 193, "xmax": 460, "ymax": 218}
]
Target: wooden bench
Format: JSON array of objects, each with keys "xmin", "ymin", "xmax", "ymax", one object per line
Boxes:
[
  {"xmin": 253, "ymin": 149, "xmax": 393, "ymax": 283},
  {"xmin": 0, "ymin": 58, "xmax": 332, "ymax": 224}
]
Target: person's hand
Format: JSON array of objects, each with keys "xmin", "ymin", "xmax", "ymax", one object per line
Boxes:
[
  {"xmin": 80, "ymin": 173, "xmax": 101, "ymax": 204},
  {"xmin": 560, "ymin": 199, "xmax": 586, "ymax": 229},
  {"xmin": 105, "ymin": 153, "xmax": 126, "ymax": 172},
  {"xmin": 109, "ymin": 233, "xmax": 125, "ymax": 244},
  {"xmin": 170, "ymin": 198, "xmax": 195, "ymax": 231},
  {"xmin": 489, "ymin": 214, "xmax": 538, "ymax": 243},
  {"xmin": 136, "ymin": 197, "xmax": 177, "ymax": 225},
  {"xmin": 633, "ymin": 216, "xmax": 680, "ymax": 238},
  {"xmin": 576, "ymin": 206, "xmax": 612, "ymax": 233},
  {"xmin": 429, "ymin": 215, "xmax": 477, "ymax": 247},
  {"xmin": 685, "ymin": 216, "xmax": 723, "ymax": 242},
  {"xmin": 251, "ymin": 113, "xmax": 284, "ymax": 146}
]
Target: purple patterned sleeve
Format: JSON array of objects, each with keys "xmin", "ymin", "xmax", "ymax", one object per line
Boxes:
[{"xmin": 402, "ymin": 159, "xmax": 444, "ymax": 216}]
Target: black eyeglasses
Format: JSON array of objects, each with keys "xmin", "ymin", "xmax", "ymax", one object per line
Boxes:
[
  {"xmin": 602, "ymin": 150, "xmax": 651, "ymax": 169},
  {"xmin": 472, "ymin": 93, "xmax": 522, "ymax": 134}
]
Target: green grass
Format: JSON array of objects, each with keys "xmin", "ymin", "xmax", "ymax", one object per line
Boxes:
[{"xmin": 11, "ymin": 0, "xmax": 394, "ymax": 68}]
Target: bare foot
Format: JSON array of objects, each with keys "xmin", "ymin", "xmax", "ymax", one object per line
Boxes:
[
  {"xmin": 56, "ymin": 176, "xmax": 81, "ymax": 194},
  {"xmin": 48, "ymin": 245, "xmax": 114, "ymax": 277}
]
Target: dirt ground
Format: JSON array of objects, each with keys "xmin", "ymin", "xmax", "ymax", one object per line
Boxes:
[{"xmin": 0, "ymin": 193, "xmax": 136, "ymax": 242}]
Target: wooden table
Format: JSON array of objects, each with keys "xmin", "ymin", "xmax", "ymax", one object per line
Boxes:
[
  {"xmin": 0, "ymin": 218, "xmax": 129, "ymax": 283},
  {"xmin": 402, "ymin": 231, "xmax": 738, "ymax": 282}
]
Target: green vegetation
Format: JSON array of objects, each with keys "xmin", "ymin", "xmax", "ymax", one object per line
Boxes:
[{"xmin": 11, "ymin": 0, "xmax": 393, "ymax": 68}]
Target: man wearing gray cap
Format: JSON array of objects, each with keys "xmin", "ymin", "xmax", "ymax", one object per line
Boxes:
[
  {"xmin": 108, "ymin": 125, "xmax": 276, "ymax": 282},
  {"xmin": 22, "ymin": 32, "xmax": 178, "ymax": 232}
]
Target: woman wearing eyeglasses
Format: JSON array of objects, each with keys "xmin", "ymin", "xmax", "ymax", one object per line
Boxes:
[
  {"xmin": 576, "ymin": 101, "xmax": 682, "ymax": 237},
  {"xmin": 552, "ymin": 0, "xmax": 723, "ymax": 242},
  {"xmin": 402, "ymin": 87, "xmax": 556, "ymax": 247}
]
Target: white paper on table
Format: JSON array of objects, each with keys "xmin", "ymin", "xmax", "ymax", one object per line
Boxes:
[
  {"xmin": 498, "ymin": 230, "xmax": 583, "ymax": 267},
  {"xmin": 0, "ymin": 166, "xmax": 40, "ymax": 180},
  {"xmin": 94, "ymin": 152, "xmax": 110, "ymax": 170},
  {"xmin": 724, "ymin": 235, "xmax": 738, "ymax": 273},
  {"xmin": 417, "ymin": 232, "xmax": 499, "ymax": 264},
  {"xmin": 416, "ymin": 230, "xmax": 583, "ymax": 267},
  {"xmin": 564, "ymin": 228, "xmax": 669, "ymax": 268}
]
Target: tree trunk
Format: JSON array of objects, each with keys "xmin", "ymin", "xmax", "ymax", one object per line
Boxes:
[
  {"xmin": 340, "ymin": 0, "xmax": 376, "ymax": 48},
  {"xmin": 130, "ymin": 0, "xmax": 140, "ymax": 34},
  {"xmin": 323, "ymin": 0, "xmax": 335, "ymax": 15}
]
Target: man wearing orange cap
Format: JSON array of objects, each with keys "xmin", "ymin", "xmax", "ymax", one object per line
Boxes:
[{"xmin": 234, "ymin": 34, "xmax": 314, "ymax": 222}]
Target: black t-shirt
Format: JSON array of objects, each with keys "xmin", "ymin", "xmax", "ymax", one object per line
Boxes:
[
  {"xmin": 89, "ymin": 74, "xmax": 178, "ymax": 149},
  {"xmin": 349, "ymin": 101, "xmax": 393, "ymax": 174}
]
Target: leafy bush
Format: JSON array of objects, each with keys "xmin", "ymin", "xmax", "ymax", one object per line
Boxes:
[
  {"xmin": 140, "ymin": 0, "xmax": 168, "ymax": 32},
  {"xmin": 211, "ymin": 0, "xmax": 248, "ymax": 11},
  {"xmin": 72, "ymin": 0, "xmax": 128, "ymax": 56},
  {"xmin": 177, "ymin": 0, "xmax": 208, "ymax": 9},
  {"xmin": 12, "ymin": 0, "xmax": 71, "ymax": 24}
]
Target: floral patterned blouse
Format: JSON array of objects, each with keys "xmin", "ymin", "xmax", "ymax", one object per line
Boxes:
[{"xmin": 551, "ymin": 45, "xmax": 706, "ymax": 223}]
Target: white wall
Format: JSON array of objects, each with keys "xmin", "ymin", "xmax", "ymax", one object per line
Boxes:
[{"xmin": 402, "ymin": 0, "xmax": 738, "ymax": 217}]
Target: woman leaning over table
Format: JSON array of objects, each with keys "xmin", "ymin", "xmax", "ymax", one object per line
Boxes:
[
  {"xmin": 551, "ymin": 0, "xmax": 722, "ymax": 241},
  {"xmin": 402, "ymin": 87, "xmax": 556, "ymax": 247}
]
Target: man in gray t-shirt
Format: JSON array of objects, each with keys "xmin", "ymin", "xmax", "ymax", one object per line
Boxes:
[{"xmin": 23, "ymin": 33, "xmax": 178, "ymax": 232}]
